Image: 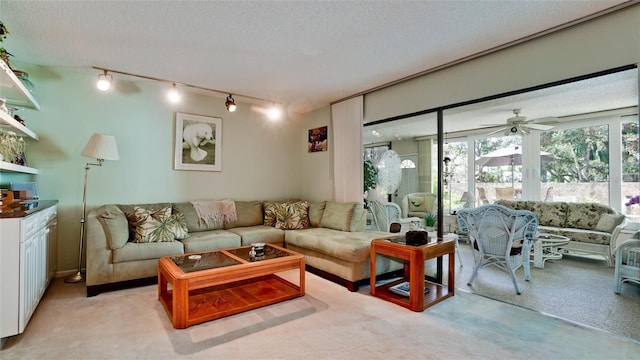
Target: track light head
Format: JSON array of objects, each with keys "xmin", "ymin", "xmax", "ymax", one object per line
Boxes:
[
  {"xmin": 167, "ymin": 83, "xmax": 180, "ymax": 103},
  {"xmin": 225, "ymin": 94, "xmax": 236, "ymax": 112},
  {"xmin": 267, "ymin": 104, "xmax": 282, "ymax": 120},
  {"xmin": 96, "ymin": 70, "xmax": 112, "ymax": 91}
]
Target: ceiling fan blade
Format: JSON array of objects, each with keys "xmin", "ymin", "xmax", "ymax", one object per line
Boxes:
[
  {"xmin": 480, "ymin": 123, "xmax": 505, "ymax": 127},
  {"xmin": 530, "ymin": 116, "xmax": 559, "ymax": 124},
  {"xmin": 485, "ymin": 127, "xmax": 506, "ymax": 136},
  {"xmin": 524, "ymin": 123, "xmax": 554, "ymax": 131}
]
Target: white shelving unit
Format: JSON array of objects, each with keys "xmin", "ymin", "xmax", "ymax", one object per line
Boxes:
[{"xmin": 0, "ymin": 59, "xmax": 40, "ymax": 174}]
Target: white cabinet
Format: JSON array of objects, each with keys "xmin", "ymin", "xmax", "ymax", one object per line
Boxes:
[
  {"xmin": 0, "ymin": 59, "xmax": 40, "ymax": 174},
  {"xmin": 0, "ymin": 204, "xmax": 57, "ymax": 347}
]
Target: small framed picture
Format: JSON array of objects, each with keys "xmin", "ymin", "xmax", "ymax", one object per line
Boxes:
[
  {"xmin": 174, "ymin": 112, "xmax": 222, "ymax": 171},
  {"xmin": 308, "ymin": 126, "xmax": 328, "ymax": 152}
]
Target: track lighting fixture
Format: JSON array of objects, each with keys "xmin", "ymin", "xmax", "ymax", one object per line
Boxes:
[
  {"xmin": 92, "ymin": 66, "xmax": 282, "ymax": 117},
  {"xmin": 267, "ymin": 104, "xmax": 282, "ymax": 120},
  {"xmin": 225, "ymin": 94, "xmax": 236, "ymax": 112},
  {"xmin": 167, "ymin": 83, "xmax": 180, "ymax": 103},
  {"xmin": 96, "ymin": 70, "xmax": 112, "ymax": 91}
]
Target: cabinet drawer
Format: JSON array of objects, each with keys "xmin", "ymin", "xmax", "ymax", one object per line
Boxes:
[
  {"xmin": 21, "ymin": 214, "xmax": 40, "ymax": 239},
  {"xmin": 41, "ymin": 206, "xmax": 57, "ymax": 224}
]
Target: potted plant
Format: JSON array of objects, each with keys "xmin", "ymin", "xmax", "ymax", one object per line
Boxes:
[
  {"xmin": 363, "ymin": 159, "xmax": 378, "ymax": 209},
  {"xmin": 424, "ymin": 213, "xmax": 437, "ymax": 232},
  {"xmin": 0, "ymin": 21, "xmax": 12, "ymax": 67}
]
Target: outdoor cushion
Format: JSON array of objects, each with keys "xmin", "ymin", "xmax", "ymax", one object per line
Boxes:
[{"xmin": 595, "ymin": 213, "xmax": 625, "ymax": 233}]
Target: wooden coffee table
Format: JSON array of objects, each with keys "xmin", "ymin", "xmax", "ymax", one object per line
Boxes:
[
  {"xmin": 158, "ymin": 243, "xmax": 305, "ymax": 329},
  {"xmin": 370, "ymin": 237, "xmax": 455, "ymax": 312}
]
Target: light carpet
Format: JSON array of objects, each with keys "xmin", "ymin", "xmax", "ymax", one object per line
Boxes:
[{"xmin": 1, "ymin": 269, "xmax": 639, "ymax": 360}]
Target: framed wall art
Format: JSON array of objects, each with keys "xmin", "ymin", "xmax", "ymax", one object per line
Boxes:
[
  {"xmin": 174, "ymin": 112, "xmax": 222, "ymax": 171},
  {"xmin": 308, "ymin": 126, "xmax": 328, "ymax": 152}
]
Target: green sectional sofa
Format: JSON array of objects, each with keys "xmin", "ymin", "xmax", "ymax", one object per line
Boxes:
[
  {"xmin": 495, "ymin": 200, "xmax": 626, "ymax": 266},
  {"xmin": 86, "ymin": 200, "xmax": 401, "ymax": 296}
]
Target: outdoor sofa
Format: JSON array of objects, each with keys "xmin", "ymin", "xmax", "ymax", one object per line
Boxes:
[
  {"xmin": 495, "ymin": 200, "xmax": 626, "ymax": 266},
  {"xmin": 86, "ymin": 199, "xmax": 401, "ymax": 296}
]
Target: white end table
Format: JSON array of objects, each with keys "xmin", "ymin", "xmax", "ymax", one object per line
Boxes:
[{"xmin": 532, "ymin": 233, "xmax": 570, "ymax": 268}]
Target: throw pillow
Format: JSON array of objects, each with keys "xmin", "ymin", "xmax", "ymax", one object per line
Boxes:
[
  {"xmin": 408, "ymin": 196, "xmax": 427, "ymax": 212},
  {"xmin": 130, "ymin": 206, "xmax": 176, "ymax": 243},
  {"xmin": 171, "ymin": 207, "xmax": 190, "ymax": 240},
  {"xmin": 275, "ymin": 201, "xmax": 311, "ymax": 230},
  {"xmin": 263, "ymin": 201, "xmax": 280, "ymax": 227},
  {"xmin": 99, "ymin": 208, "xmax": 130, "ymax": 250},
  {"xmin": 320, "ymin": 201, "xmax": 356, "ymax": 232},
  {"xmin": 595, "ymin": 213, "xmax": 625, "ymax": 233}
]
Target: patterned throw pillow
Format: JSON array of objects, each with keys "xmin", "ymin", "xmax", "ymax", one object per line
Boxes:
[
  {"xmin": 128, "ymin": 206, "xmax": 190, "ymax": 243},
  {"xmin": 263, "ymin": 201, "xmax": 279, "ymax": 226},
  {"xmin": 275, "ymin": 201, "xmax": 310, "ymax": 230},
  {"xmin": 171, "ymin": 207, "xmax": 190, "ymax": 240}
]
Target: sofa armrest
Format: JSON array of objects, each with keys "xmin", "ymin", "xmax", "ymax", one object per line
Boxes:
[{"xmin": 86, "ymin": 205, "xmax": 121, "ymax": 286}]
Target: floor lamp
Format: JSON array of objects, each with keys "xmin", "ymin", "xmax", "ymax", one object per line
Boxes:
[{"xmin": 64, "ymin": 133, "xmax": 119, "ymax": 283}]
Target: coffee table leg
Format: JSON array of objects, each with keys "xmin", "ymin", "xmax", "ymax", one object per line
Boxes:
[{"xmin": 173, "ymin": 280, "xmax": 188, "ymax": 329}]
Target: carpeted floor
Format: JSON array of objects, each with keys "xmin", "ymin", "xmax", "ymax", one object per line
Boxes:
[{"xmin": 1, "ymin": 266, "xmax": 639, "ymax": 360}]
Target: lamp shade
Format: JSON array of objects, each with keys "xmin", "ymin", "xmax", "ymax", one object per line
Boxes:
[{"xmin": 81, "ymin": 133, "xmax": 119, "ymax": 160}]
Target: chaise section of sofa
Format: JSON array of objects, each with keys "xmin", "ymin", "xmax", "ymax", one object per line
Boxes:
[
  {"xmin": 495, "ymin": 200, "xmax": 625, "ymax": 266},
  {"xmin": 284, "ymin": 200, "xmax": 403, "ymax": 291}
]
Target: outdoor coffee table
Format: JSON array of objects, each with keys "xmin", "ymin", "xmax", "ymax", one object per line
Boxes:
[
  {"xmin": 532, "ymin": 233, "xmax": 570, "ymax": 268},
  {"xmin": 158, "ymin": 243, "xmax": 305, "ymax": 329},
  {"xmin": 370, "ymin": 236, "xmax": 455, "ymax": 312}
]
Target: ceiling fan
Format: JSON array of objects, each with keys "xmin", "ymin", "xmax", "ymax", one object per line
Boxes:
[{"xmin": 484, "ymin": 109, "xmax": 556, "ymax": 136}]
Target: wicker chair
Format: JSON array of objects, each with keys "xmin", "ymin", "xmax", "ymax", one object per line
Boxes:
[
  {"xmin": 614, "ymin": 238, "xmax": 640, "ymax": 294},
  {"xmin": 456, "ymin": 204, "xmax": 539, "ymax": 295},
  {"xmin": 369, "ymin": 200, "xmax": 421, "ymax": 233}
]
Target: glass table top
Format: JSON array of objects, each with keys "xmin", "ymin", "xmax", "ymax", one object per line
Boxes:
[{"xmin": 170, "ymin": 244, "xmax": 293, "ymax": 273}]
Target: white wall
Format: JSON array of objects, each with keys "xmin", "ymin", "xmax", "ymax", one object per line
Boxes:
[
  {"xmin": 6, "ymin": 64, "xmax": 303, "ymax": 273},
  {"xmin": 300, "ymin": 106, "xmax": 333, "ymax": 201},
  {"xmin": 301, "ymin": 5, "xmax": 640, "ymax": 202}
]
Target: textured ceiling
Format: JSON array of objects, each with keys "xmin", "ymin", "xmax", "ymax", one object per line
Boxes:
[{"xmin": 0, "ymin": 0, "xmax": 631, "ymax": 119}]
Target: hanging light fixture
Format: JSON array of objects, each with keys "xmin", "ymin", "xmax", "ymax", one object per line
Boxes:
[
  {"xmin": 167, "ymin": 83, "xmax": 180, "ymax": 103},
  {"xmin": 96, "ymin": 70, "xmax": 112, "ymax": 91},
  {"xmin": 225, "ymin": 94, "xmax": 236, "ymax": 112}
]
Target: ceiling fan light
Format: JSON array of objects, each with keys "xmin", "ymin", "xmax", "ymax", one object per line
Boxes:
[{"xmin": 225, "ymin": 94, "xmax": 236, "ymax": 112}]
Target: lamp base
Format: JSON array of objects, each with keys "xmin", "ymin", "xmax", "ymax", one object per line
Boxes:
[{"xmin": 64, "ymin": 271, "xmax": 84, "ymax": 283}]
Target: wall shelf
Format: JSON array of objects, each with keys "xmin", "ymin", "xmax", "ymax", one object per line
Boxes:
[
  {"xmin": 0, "ymin": 110, "xmax": 38, "ymax": 140},
  {"xmin": 0, "ymin": 161, "xmax": 38, "ymax": 174},
  {"xmin": 0, "ymin": 60, "xmax": 40, "ymax": 110}
]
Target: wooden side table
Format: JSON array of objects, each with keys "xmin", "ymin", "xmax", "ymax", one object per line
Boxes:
[{"xmin": 370, "ymin": 238, "xmax": 455, "ymax": 312}]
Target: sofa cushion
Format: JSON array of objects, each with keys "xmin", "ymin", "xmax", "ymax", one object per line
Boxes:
[
  {"xmin": 226, "ymin": 226, "xmax": 285, "ymax": 246},
  {"xmin": 173, "ymin": 202, "xmax": 224, "ymax": 232},
  {"xmin": 275, "ymin": 201, "xmax": 310, "ymax": 230},
  {"xmin": 308, "ymin": 201, "xmax": 327, "ymax": 227},
  {"xmin": 595, "ymin": 213, "xmax": 625, "ymax": 233},
  {"xmin": 285, "ymin": 228, "xmax": 392, "ymax": 263},
  {"xmin": 558, "ymin": 228, "xmax": 612, "ymax": 245},
  {"xmin": 180, "ymin": 230, "xmax": 241, "ymax": 253},
  {"xmin": 530, "ymin": 202, "xmax": 568, "ymax": 228},
  {"xmin": 224, "ymin": 201, "xmax": 264, "ymax": 229},
  {"xmin": 320, "ymin": 201, "xmax": 356, "ymax": 231},
  {"xmin": 130, "ymin": 206, "xmax": 178, "ymax": 243},
  {"xmin": 112, "ymin": 240, "xmax": 184, "ymax": 263},
  {"xmin": 566, "ymin": 203, "xmax": 616, "ymax": 230},
  {"xmin": 171, "ymin": 207, "xmax": 190, "ymax": 240},
  {"xmin": 98, "ymin": 207, "xmax": 129, "ymax": 250}
]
